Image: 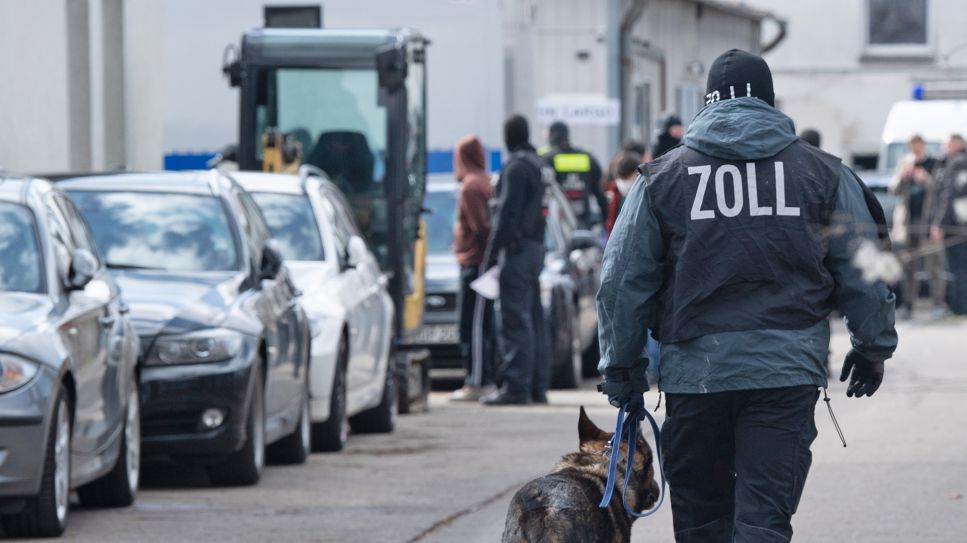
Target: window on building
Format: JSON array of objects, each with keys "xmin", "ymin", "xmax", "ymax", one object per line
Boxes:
[
  {"xmin": 867, "ymin": 0, "xmax": 928, "ymax": 50},
  {"xmin": 264, "ymin": 5, "xmax": 322, "ymax": 29}
]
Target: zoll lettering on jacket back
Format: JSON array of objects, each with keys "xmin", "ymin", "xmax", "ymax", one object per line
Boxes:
[
  {"xmin": 688, "ymin": 162, "xmax": 800, "ymax": 220},
  {"xmin": 642, "ymin": 139, "xmax": 842, "ymax": 343}
]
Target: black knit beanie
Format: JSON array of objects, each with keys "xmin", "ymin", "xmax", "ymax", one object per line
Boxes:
[
  {"xmin": 548, "ymin": 121, "xmax": 569, "ymax": 147},
  {"xmin": 705, "ymin": 49, "xmax": 774, "ymax": 107},
  {"xmin": 504, "ymin": 114, "xmax": 530, "ymax": 151}
]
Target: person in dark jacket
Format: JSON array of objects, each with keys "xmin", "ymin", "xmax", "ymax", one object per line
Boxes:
[
  {"xmin": 450, "ymin": 135, "xmax": 497, "ymax": 402},
  {"xmin": 597, "ymin": 49, "xmax": 897, "ymax": 542},
  {"xmin": 482, "ymin": 115, "xmax": 549, "ymax": 406},
  {"xmin": 651, "ymin": 114, "xmax": 684, "ymax": 159},
  {"xmin": 930, "ymin": 134, "xmax": 967, "ymax": 314},
  {"xmin": 541, "ymin": 121, "xmax": 609, "ymax": 228},
  {"xmin": 890, "ymin": 134, "xmax": 942, "ymax": 318}
]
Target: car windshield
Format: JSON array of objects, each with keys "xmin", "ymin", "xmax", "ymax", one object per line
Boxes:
[
  {"xmin": 424, "ymin": 189, "xmax": 457, "ymax": 255},
  {"xmin": 250, "ymin": 192, "xmax": 325, "ymax": 261},
  {"xmin": 0, "ymin": 202, "xmax": 43, "ymax": 293},
  {"xmin": 68, "ymin": 191, "xmax": 240, "ymax": 272}
]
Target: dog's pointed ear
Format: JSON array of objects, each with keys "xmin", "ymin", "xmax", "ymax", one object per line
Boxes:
[{"xmin": 578, "ymin": 406, "xmax": 607, "ymax": 444}]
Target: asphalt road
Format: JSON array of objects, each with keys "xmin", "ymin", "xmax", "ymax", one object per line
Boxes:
[{"xmin": 23, "ymin": 316, "xmax": 967, "ymax": 542}]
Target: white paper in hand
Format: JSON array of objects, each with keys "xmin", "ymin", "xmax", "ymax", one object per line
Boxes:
[{"xmin": 470, "ymin": 266, "xmax": 500, "ymax": 300}]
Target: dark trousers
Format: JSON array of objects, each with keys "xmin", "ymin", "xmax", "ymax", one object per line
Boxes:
[
  {"xmin": 947, "ymin": 240, "xmax": 967, "ymax": 315},
  {"xmin": 496, "ymin": 240, "xmax": 549, "ymax": 398},
  {"xmin": 662, "ymin": 386, "xmax": 819, "ymax": 543},
  {"xmin": 458, "ymin": 265, "xmax": 495, "ymax": 386}
]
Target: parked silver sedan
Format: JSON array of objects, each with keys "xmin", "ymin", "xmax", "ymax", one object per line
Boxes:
[{"xmin": 0, "ymin": 176, "xmax": 140, "ymax": 537}]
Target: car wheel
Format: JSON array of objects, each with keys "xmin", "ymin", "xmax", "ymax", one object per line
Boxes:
[
  {"xmin": 208, "ymin": 364, "xmax": 265, "ymax": 486},
  {"xmin": 350, "ymin": 357, "xmax": 397, "ymax": 434},
  {"xmin": 2, "ymin": 389, "xmax": 71, "ymax": 537},
  {"xmin": 267, "ymin": 374, "xmax": 310, "ymax": 464},
  {"xmin": 78, "ymin": 374, "xmax": 140, "ymax": 507},
  {"xmin": 311, "ymin": 338, "xmax": 349, "ymax": 452},
  {"xmin": 550, "ymin": 302, "xmax": 582, "ymax": 389}
]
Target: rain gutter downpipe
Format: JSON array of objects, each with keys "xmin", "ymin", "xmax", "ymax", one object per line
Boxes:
[
  {"xmin": 606, "ymin": 0, "xmax": 622, "ymax": 155},
  {"xmin": 612, "ymin": 0, "xmax": 648, "ymax": 148}
]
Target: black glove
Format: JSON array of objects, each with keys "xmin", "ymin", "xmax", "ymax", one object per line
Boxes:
[
  {"xmin": 622, "ymin": 394, "xmax": 647, "ymax": 424},
  {"xmin": 597, "ymin": 361, "xmax": 650, "ymax": 410},
  {"xmin": 839, "ymin": 349, "xmax": 884, "ymax": 398}
]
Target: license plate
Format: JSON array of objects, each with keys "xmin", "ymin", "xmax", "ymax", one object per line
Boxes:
[{"xmin": 411, "ymin": 324, "xmax": 460, "ymax": 345}]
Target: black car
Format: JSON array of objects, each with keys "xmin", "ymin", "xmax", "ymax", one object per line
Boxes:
[
  {"xmin": 419, "ymin": 177, "xmax": 602, "ymax": 389},
  {"xmin": 61, "ymin": 171, "xmax": 311, "ymax": 486}
]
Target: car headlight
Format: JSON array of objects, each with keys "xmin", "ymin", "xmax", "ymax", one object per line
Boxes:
[
  {"xmin": 0, "ymin": 355, "xmax": 39, "ymax": 393},
  {"xmin": 148, "ymin": 329, "xmax": 244, "ymax": 366}
]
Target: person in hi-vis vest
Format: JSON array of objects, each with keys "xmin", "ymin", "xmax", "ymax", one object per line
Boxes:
[{"xmin": 540, "ymin": 122, "xmax": 609, "ymax": 229}]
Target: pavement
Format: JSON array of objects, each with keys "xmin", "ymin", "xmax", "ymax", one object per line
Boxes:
[{"xmin": 23, "ymin": 315, "xmax": 967, "ymax": 542}]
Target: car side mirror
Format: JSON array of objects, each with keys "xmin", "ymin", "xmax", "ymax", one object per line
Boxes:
[
  {"xmin": 567, "ymin": 230, "xmax": 598, "ymax": 253},
  {"xmin": 346, "ymin": 236, "xmax": 368, "ymax": 270},
  {"xmin": 67, "ymin": 249, "xmax": 98, "ymax": 290},
  {"xmin": 259, "ymin": 241, "xmax": 283, "ymax": 280}
]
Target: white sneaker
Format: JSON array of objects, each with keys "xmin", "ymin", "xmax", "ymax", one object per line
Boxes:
[{"xmin": 450, "ymin": 384, "xmax": 496, "ymax": 402}]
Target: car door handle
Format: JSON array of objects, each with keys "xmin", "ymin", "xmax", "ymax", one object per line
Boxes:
[
  {"xmin": 119, "ymin": 302, "xmax": 130, "ymax": 315},
  {"xmin": 99, "ymin": 314, "xmax": 115, "ymax": 327}
]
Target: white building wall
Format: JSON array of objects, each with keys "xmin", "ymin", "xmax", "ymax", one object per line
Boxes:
[
  {"xmin": 753, "ymin": 0, "xmax": 967, "ymax": 163},
  {"xmin": 506, "ymin": 0, "xmax": 764, "ymax": 163},
  {"xmin": 530, "ymin": 0, "xmax": 610, "ymax": 160},
  {"xmin": 0, "ymin": 0, "xmax": 765, "ymax": 174},
  {"xmin": 632, "ymin": 0, "xmax": 761, "ymax": 120},
  {"xmin": 123, "ymin": 0, "xmax": 164, "ymax": 170},
  {"xmin": 0, "ymin": 1, "xmax": 73, "ymax": 173},
  {"xmin": 157, "ymin": 0, "xmax": 506, "ymax": 162}
]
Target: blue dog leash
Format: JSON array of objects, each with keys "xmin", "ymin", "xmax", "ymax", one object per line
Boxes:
[{"xmin": 598, "ymin": 403, "xmax": 666, "ymax": 518}]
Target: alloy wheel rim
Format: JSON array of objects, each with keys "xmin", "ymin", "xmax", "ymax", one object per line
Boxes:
[
  {"xmin": 125, "ymin": 389, "xmax": 140, "ymax": 494},
  {"xmin": 253, "ymin": 389, "xmax": 265, "ymax": 471},
  {"xmin": 337, "ymin": 342, "xmax": 349, "ymax": 445},
  {"xmin": 54, "ymin": 402, "xmax": 70, "ymax": 525},
  {"xmin": 389, "ymin": 370, "xmax": 398, "ymax": 426},
  {"xmin": 299, "ymin": 389, "xmax": 310, "ymax": 451}
]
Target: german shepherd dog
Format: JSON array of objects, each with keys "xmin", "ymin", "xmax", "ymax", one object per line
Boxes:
[{"xmin": 501, "ymin": 407, "xmax": 660, "ymax": 543}]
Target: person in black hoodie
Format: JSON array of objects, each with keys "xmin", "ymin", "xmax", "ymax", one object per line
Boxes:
[
  {"xmin": 651, "ymin": 114, "xmax": 684, "ymax": 159},
  {"xmin": 482, "ymin": 115, "xmax": 549, "ymax": 405}
]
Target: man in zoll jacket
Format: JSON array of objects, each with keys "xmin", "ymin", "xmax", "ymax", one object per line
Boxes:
[
  {"xmin": 450, "ymin": 135, "xmax": 496, "ymax": 401},
  {"xmin": 596, "ymin": 49, "xmax": 897, "ymax": 542}
]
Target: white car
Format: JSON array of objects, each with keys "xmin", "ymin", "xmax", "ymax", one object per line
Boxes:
[{"xmin": 233, "ymin": 169, "xmax": 395, "ymax": 452}]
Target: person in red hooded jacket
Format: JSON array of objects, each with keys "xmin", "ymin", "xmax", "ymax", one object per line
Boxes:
[
  {"xmin": 450, "ymin": 135, "xmax": 498, "ymax": 401},
  {"xmin": 604, "ymin": 150, "xmax": 642, "ymax": 235}
]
